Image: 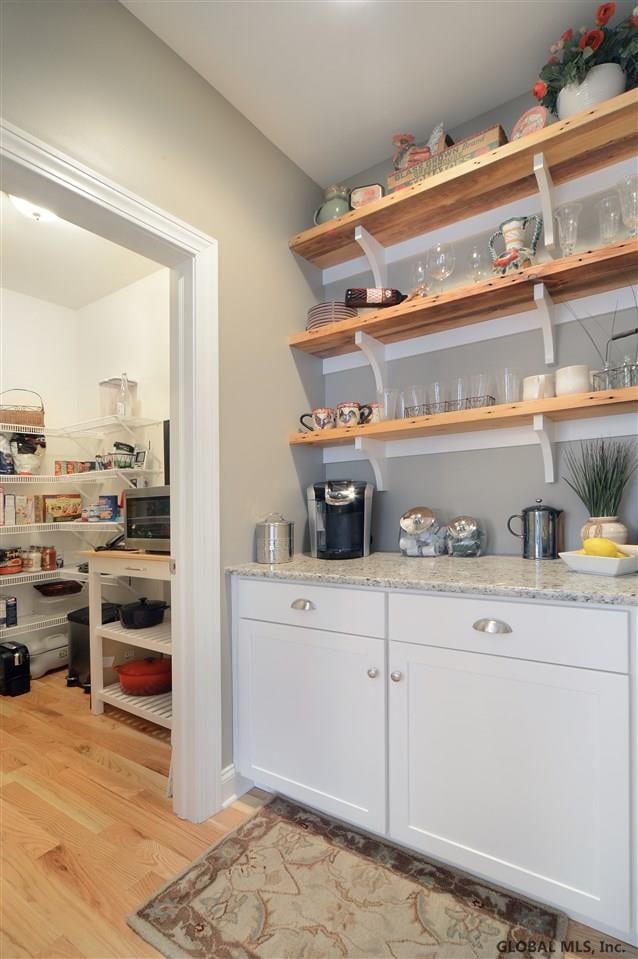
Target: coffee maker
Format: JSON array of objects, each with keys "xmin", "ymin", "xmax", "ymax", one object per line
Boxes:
[{"xmin": 307, "ymin": 481, "xmax": 373, "ymax": 560}]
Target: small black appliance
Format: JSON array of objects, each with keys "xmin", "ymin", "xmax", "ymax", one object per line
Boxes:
[
  {"xmin": 0, "ymin": 641, "xmax": 31, "ymax": 696},
  {"xmin": 307, "ymin": 480, "xmax": 373, "ymax": 560}
]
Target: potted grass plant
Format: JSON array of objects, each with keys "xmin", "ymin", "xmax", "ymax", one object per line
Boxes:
[
  {"xmin": 563, "ymin": 438, "xmax": 637, "ymax": 544},
  {"xmin": 533, "ymin": 2, "xmax": 638, "ymax": 118}
]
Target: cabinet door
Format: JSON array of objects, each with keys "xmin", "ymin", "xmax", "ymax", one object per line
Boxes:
[
  {"xmin": 388, "ymin": 642, "xmax": 630, "ymax": 932},
  {"xmin": 237, "ymin": 620, "xmax": 386, "ymax": 832}
]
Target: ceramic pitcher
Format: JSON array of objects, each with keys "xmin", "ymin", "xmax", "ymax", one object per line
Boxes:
[
  {"xmin": 314, "ymin": 185, "xmax": 350, "ymax": 225},
  {"xmin": 489, "ymin": 214, "xmax": 543, "ymax": 275}
]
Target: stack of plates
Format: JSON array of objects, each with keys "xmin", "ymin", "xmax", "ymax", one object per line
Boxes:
[{"xmin": 306, "ymin": 301, "xmax": 357, "ymax": 331}]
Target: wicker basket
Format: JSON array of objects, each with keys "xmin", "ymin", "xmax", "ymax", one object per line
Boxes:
[{"xmin": 0, "ymin": 390, "xmax": 45, "ymax": 428}]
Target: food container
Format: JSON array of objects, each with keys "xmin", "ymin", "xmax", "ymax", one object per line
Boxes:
[
  {"xmin": 399, "ymin": 507, "xmax": 447, "ymax": 557},
  {"xmin": 446, "ymin": 516, "xmax": 486, "ymax": 557},
  {"xmin": 114, "ymin": 657, "xmax": 171, "ymax": 696},
  {"xmin": 559, "ymin": 551, "xmax": 637, "ymax": 577},
  {"xmin": 33, "ymin": 580, "xmax": 82, "ymax": 597},
  {"xmin": 256, "ymin": 513, "xmax": 294, "ymax": 564},
  {"xmin": 118, "ymin": 597, "xmax": 169, "ymax": 629}
]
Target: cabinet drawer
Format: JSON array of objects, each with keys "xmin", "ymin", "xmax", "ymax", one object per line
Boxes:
[
  {"xmin": 238, "ymin": 578, "xmax": 385, "ymax": 638},
  {"xmin": 89, "ymin": 556, "xmax": 171, "ymax": 581},
  {"xmin": 388, "ymin": 592, "xmax": 629, "ymax": 672}
]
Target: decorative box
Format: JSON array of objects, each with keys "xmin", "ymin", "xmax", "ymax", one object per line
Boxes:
[
  {"xmin": 387, "ymin": 124, "xmax": 508, "ymax": 192},
  {"xmin": 350, "ymin": 183, "xmax": 384, "ymax": 209}
]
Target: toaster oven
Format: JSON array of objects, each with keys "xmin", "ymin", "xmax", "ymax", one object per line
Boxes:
[{"xmin": 123, "ymin": 486, "xmax": 170, "ymax": 553}]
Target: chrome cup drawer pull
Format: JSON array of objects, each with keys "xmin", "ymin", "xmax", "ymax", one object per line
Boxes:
[
  {"xmin": 367, "ymin": 667, "xmax": 379, "ymax": 679},
  {"xmin": 390, "ymin": 671, "xmax": 403, "ymax": 683},
  {"xmin": 472, "ymin": 618, "xmax": 512, "ymax": 635},
  {"xmin": 290, "ymin": 598, "xmax": 315, "ymax": 611}
]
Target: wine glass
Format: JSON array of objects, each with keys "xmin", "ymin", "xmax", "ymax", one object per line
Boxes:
[
  {"xmin": 617, "ymin": 175, "xmax": 638, "ymax": 237},
  {"xmin": 554, "ymin": 202, "xmax": 582, "ymax": 257},
  {"xmin": 426, "ymin": 242, "xmax": 455, "ymax": 295},
  {"xmin": 410, "ymin": 259, "xmax": 429, "ymax": 297},
  {"xmin": 596, "ymin": 195, "xmax": 621, "ymax": 246},
  {"xmin": 467, "ymin": 243, "xmax": 488, "ymax": 283}
]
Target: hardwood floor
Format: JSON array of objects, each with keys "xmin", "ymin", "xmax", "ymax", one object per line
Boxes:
[{"xmin": 1, "ymin": 671, "xmax": 635, "ymax": 958}]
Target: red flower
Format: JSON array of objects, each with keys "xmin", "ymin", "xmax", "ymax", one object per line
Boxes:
[
  {"xmin": 595, "ymin": 2, "xmax": 615, "ymax": 25},
  {"xmin": 561, "ymin": 28, "xmax": 574, "ymax": 41},
  {"xmin": 533, "ymin": 80, "xmax": 548, "ymax": 100},
  {"xmin": 548, "ymin": 56, "xmax": 559, "ymax": 64},
  {"xmin": 630, "ymin": 14, "xmax": 638, "ymax": 24},
  {"xmin": 579, "ymin": 28, "xmax": 604, "ymax": 51}
]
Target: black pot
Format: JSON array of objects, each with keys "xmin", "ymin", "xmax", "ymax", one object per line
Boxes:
[{"xmin": 119, "ymin": 597, "xmax": 168, "ymax": 629}]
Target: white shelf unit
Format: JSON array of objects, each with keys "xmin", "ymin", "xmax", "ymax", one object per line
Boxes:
[
  {"xmin": 0, "ymin": 415, "xmax": 161, "ymax": 438},
  {"xmin": 88, "ymin": 552, "xmax": 172, "ymax": 731},
  {"xmin": 0, "ymin": 469, "xmax": 155, "ymax": 485},
  {"xmin": 0, "ymin": 565, "xmax": 119, "ymax": 588},
  {"xmin": 0, "ymin": 611, "xmax": 70, "ymax": 640},
  {"xmin": 97, "ymin": 618, "xmax": 172, "ymax": 655},
  {"xmin": 0, "ymin": 522, "xmax": 122, "ymax": 537},
  {"xmin": 99, "ymin": 682, "xmax": 172, "ymax": 729}
]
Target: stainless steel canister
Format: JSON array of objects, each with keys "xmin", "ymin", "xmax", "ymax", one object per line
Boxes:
[{"xmin": 255, "ymin": 513, "xmax": 294, "ymax": 564}]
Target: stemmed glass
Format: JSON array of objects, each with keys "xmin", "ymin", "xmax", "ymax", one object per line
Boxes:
[
  {"xmin": 426, "ymin": 242, "xmax": 455, "ymax": 295},
  {"xmin": 467, "ymin": 243, "xmax": 488, "ymax": 283},
  {"xmin": 617, "ymin": 175, "xmax": 638, "ymax": 237},
  {"xmin": 554, "ymin": 203, "xmax": 582, "ymax": 257},
  {"xmin": 410, "ymin": 259, "xmax": 429, "ymax": 297},
  {"xmin": 596, "ymin": 195, "xmax": 622, "ymax": 245}
]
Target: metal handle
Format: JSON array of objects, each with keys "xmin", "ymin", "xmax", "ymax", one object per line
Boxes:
[
  {"xmin": 506, "ymin": 514, "xmax": 524, "ymax": 538},
  {"xmin": 367, "ymin": 667, "xmax": 379, "ymax": 679},
  {"xmin": 125, "ymin": 566, "xmax": 146, "ymax": 571},
  {"xmin": 290, "ymin": 598, "xmax": 315, "ymax": 611},
  {"xmin": 472, "ymin": 618, "xmax": 512, "ymax": 635},
  {"xmin": 390, "ymin": 671, "xmax": 402, "ymax": 683}
]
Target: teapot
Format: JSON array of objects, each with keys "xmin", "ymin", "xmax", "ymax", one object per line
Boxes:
[
  {"xmin": 314, "ymin": 185, "xmax": 350, "ymax": 225},
  {"xmin": 489, "ymin": 214, "xmax": 542, "ymax": 275}
]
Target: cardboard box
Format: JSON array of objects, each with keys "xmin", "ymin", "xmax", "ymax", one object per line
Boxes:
[
  {"xmin": 4, "ymin": 493, "xmax": 16, "ymax": 527},
  {"xmin": 0, "ymin": 489, "xmax": 4, "ymax": 526},
  {"xmin": 16, "ymin": 495, "xmax": 35, "ymax": 526},
  {"xmin": 387, "ymin": 124, "xmax": 508, "ymax": 192},
  {"xmin": 34, "ymin": 495, "xmax": 44, "ymax": 524},
  {"xmin": 43, "ymin": 494, "xmax": 82, "ymax": 523}
]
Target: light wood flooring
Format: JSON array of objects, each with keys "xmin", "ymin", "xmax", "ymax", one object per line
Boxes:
[{"xmin": 1, "ymin": 671, "xmax": 635, "ymax": 959}]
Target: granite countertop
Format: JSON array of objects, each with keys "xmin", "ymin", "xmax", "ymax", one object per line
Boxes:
[{"xmin": 227, "ymin": 553, "xmax": 638, "ymax": 606}]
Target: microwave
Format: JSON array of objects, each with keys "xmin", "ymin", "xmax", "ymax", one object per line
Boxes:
[{"xmin": 123, "ymin": 486, "xmax": 170, "ymax": 553}]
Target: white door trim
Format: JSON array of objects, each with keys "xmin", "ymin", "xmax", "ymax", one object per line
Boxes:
[{"xmin": 1, "ymin": 120, "xmax": 222, "ymax": 822}]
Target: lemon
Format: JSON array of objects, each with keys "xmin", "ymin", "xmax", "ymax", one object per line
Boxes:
[{"xmin": 583, "ymin": 537, "xmax": 621, "ymax": 558}]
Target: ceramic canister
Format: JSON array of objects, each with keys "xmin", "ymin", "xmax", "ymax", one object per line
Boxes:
[
  {"xmin": 522, "ymin": 373, "xmax": 555, "ymax": 401},
  {"xmin": 555, "ymin": 365, "xmax": 591, "ymax": 396}
]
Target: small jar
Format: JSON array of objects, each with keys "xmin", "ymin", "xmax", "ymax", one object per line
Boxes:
[
  {"xmin": 41, "ymin": 546, "xmax": 57, "ymax": 571},
  {"xmin": 28, "ymin": 546, "xmax": 42, "ymax": 571}
]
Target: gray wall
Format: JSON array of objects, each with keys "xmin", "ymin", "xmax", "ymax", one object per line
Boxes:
[
  {"xmin": 1, "ymin": 0, "xmax": 324, "ymax": 766},
  {"xmin": 324, "ymin": 310, "xmax": 638, "ymax": 553}
]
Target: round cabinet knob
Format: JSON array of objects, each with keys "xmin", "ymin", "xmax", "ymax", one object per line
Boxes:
[
  {"xmin": 472, "ymin": 618, "xmax": 512, "ymax": 635},
  {"xmin": 290, "ymin": 599, "xmax": 315, "ymax": 611},
  {"xmin": 367, "ymin": 667, "xmax": 379, "ymax": 679},
  {"xmin": 390, "ymin": 671, "xmax": 403, "ymax": 683}
]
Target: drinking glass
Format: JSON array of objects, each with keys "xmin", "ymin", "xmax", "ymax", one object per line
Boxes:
[
  {"xmin": 554, "ymin": 202, "xmax": 582, "ymax": 257},
  {"xmin": 426, "ymin": 242, "xmax": 455, "ymax": 295},
  {"xmin": 402, "ymin": 385, "xmax": 427, "ymax": 417},
  {"xmin": 427, "ymin": 381, "xmax": 447, "ymax": 413},
  {"xmin": 499, "ymin": 368, "xmax": 520, "ymax": 404},
  {"xmin": 376, "ymin": 388, "xmax": 399, "ymax": 421},
  {"xmin": 597, "ymin": 195, "xmax": 622, "ymax": 246},
  {"xmin": 449, "ymin": 375, "xmax": 468, "ymax": 411},
  {"xmin": 467, "ymin": 243, "xmax": 488, "ymax": 283},
  {"xmin": 617, "ymin": 175, "xmax": 638, "ymax": 237},
  {"xmin": 410, "ymin": 259, "xmax": 429, "ymax": 297},
  {"xmin": 470, "ymin": 372, "xmax": 493, "ymax": 405}
]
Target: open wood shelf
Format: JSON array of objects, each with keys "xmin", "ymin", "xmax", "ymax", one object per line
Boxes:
[
  {"xmin": 99, "ymin": 683, "xmax": 172, "ymax": 729},
  {"xmin": 289, "ymin": 388, "xmax": 638, "ymax": 447},
  {"xmin": 289, "ymin": 91, "xmax": 638, "ymax": 269},
  {"xmin": 289, "ymin": 240, "xmax": 638, "ymax": 358},
  {"xmin": 97, "ymin": 619, "xmax": 172, "ymax": 655}
]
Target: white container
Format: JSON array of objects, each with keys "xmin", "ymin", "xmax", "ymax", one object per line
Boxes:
[
  {"xmin": 555, "ymin": 365, "xmax": 591, "ymax": 396},
  {"xmin": 523, "ymin": 373, "xmax": 555, "ymax": 401},
  {"xmin": 22, "ymin": 632, "xmax": 69, "ymax": 678},
  {"xmin": 559, "ymin": 550, "xmax": 637, "ymax": 577},
  {"xmin": 557, "ymin": 64, "xmax": 626, "ymax": 120}
]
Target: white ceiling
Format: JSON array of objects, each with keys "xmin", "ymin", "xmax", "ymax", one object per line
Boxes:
[
  {"xmin": 121, "ymin": 0, "xmax": 609, "ymax": 186},
  {"xmin": 0, "ymin": 193, "xmax": 162, "ymax": 310}
]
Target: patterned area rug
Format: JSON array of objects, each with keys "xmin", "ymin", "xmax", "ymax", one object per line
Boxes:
[{"xmin": 129, "ymin": 796, "xmax": 568, "ymax": 958}]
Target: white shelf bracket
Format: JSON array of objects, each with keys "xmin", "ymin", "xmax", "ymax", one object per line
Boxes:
[
  {"xmin": 533, "ymin": 414, "xmax": 556, "ymax": 483},
  {"xmin": 533, "ymin": 152, "xmax": 556, "ymax": 253},
  {"xmin": 354, "ymin": 437, "xmax": 388, "ymax": 491},
  {"xmin": 533, "ymin": 282, "xmax": 556, "ymax": 367},
  {"xmin": 354, "ymin": 330, "xmax": 387, "ymax": 392},
  {"xmin": 354, "ymin": 225, "xmax": 387, "ymax": 287}
]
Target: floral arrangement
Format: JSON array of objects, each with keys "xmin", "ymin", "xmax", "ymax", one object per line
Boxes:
[{"xmin": 533, "ymin": 2, "xmax": 638, "ymax": 114}]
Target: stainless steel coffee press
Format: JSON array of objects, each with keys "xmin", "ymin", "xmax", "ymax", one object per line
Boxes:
[{"xmin": 507, "ymin": 498, "xmax": 563, "ymax": 560}]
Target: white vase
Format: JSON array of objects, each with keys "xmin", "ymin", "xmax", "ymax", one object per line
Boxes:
[
  {"xmin": 581, "ymin": 516, "xmax": 628, "ymax": 545},
  {"xmin": 557, "ymin": 64, "xmax": 626, "ymax": 120}
]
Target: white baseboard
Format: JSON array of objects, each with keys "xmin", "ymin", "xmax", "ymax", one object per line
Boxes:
[{"xmin": 221, "ymin": 763, "xmax": 253, "ymax": 808}]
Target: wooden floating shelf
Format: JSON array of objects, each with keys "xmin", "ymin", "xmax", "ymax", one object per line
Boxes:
[
  {"xmin": 289, "ymin": 91, "xmax": 638, "ymax": 269},
  {"xmin": 289, "ymin": 241, "xmax": 638, "ymax": 358},
  {"xmin": 289, "ymin": 388, "xmax": 638, "ymax": 447}
]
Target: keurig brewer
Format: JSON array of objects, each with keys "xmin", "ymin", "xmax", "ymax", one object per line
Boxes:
[{"xmin": 308, "ymin": 481, "xmax": 373, "ymax": 560}]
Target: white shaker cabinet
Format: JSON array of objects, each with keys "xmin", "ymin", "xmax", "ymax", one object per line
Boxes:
[
  {"xmin": 387, "ymin": 640, "xmax": 631, "ymax": 931},
  {"xmin": 236, "ymin": 618, "xmax": 386, "ymax": 833}
]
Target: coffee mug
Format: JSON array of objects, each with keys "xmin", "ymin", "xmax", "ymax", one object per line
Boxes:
[
  {"xmin": 522, "ymin": 373, "xmax": 556, "ymax": 401},
  {"xmin": 366, "ymin": 402, "xmax": 384, "ymax": 423},
  {"xmin": 336, "ymin": 402, "xmax": 372, "ymax": 427},
  {"xmin": 299, "ymin": 407, "xmax": 336, "ymax": 431},
  {"xmin": 555, "ymin": 365, "xmax": 591, "ymax": 396}
]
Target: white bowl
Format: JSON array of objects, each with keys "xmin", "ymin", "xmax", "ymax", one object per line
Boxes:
[{"xmin": 559, "ymin": 551, "xmax": 638, "ymax": 577}]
